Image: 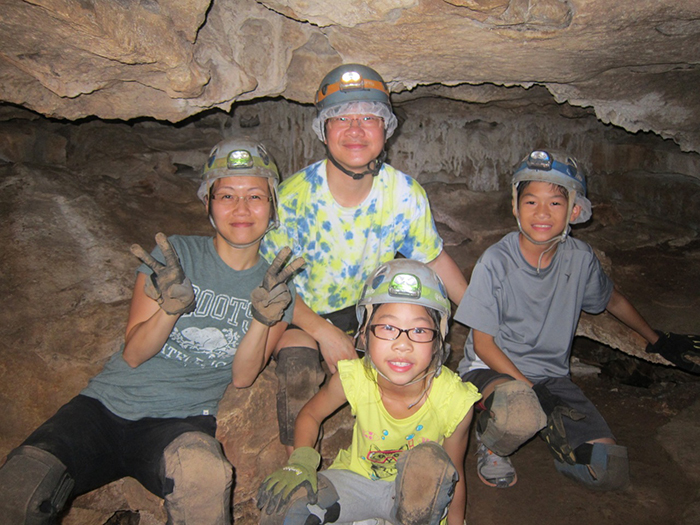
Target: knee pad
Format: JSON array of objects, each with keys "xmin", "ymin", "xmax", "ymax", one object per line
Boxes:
[
  {"xmin": 393, "ymin": 443, "xmax": 458, "ymax": 525},
  {"xmin": 477, "ymin": 381, "xmax": 547, "ymax": 456},
  {"xmin": 162, "ymin": 432, "xmax": 233, "ymax": 524},
  {"xmin": 260, "ymin": 473, "xmax": 340, "ymax": 525},
  {"xmin": 0, "ymin": 445, "xmax": 74, "ymax": 525},
  {"xmin": 275, "ymin": 347, "xmax": 326, "ymax": 446},
  {"xmin": 554, "ymin": 443, "xmax": 630, "ymax": 492}
]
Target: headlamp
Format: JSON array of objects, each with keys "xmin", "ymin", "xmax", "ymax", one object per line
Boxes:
[
  {"xmin": 227, "ymin": 150, "xmax": 254, "ymax": 169},
  {"xmin": 526, "ymin": 150, "xmax": 553, "ymax": 171},
  {"xmin": 340, "ymin": 71, "xmax": 364, "ymax": 90},
  {"xmin": 388, "ymin": 273, "xmax": 421, "ymax": 299}
]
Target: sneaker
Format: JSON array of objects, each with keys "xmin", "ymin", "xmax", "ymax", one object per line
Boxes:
[{"xmin": 476, "ymin": 442, "xmax": 518, "ymax": 488}]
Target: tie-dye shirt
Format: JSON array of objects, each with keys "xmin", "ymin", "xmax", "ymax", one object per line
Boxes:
[{"xmin": 261, "ymin": 160, "xmax": 443, "ymax": 315}]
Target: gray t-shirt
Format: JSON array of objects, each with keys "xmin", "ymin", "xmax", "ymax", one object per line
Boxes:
[
  {"xmin": 82, "ymin": 235, "xmax": 294, "ymax": 420},
  {"xmin": 455, "ymin": 232, "xmax": 613, "ymax": 382}
]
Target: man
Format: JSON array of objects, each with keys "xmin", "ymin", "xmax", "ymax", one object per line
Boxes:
[{"xmin": 261, "ymin": 64, "xmax": 467, "ymax": 452}]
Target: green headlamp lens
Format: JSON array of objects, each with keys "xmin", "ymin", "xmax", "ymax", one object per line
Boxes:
[
  {"xmin": 388, "ymin": 273, "xmax": 421, "ymax": 299},
  {"xmin": 227, "ymin": 150, "xmax": 254, "ymax": 169}
]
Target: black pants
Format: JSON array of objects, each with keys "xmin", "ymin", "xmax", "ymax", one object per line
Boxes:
[{"xmin": 21, "ymin": 395, "xmax": 217, "ymax": 498}]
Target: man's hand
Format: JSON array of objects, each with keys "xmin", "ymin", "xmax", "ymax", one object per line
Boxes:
[
  {"xmin": 316, "ymin": 322, "xmax": 358, "ymax": 374},
  {"xmin": 251, "ymin": 247, "xmax": 305, "ymax": 326},
  {"xmin": 647, "ymin": 331, "xmax": 700, "ymax": 375},
  {"xmin": 533, "ymin": 383, "xmax": 586, "ymax": 465},
  {"xmin": 257, "ymin": 447, "xmax": 320, "ymax": 515},
  {"xmin": 130, "ymin": 233, "xmax": 195, "ymax": 316}
]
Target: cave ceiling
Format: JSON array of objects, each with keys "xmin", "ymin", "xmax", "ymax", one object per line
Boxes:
[{"xmin": 1, "ymin": 0, "xmax": 699, "ymax": 152}]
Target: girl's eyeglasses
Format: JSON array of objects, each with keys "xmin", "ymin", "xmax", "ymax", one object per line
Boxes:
[{"xmin": 369, "ymin": 324, "xmax": 437, "ymax": 343}]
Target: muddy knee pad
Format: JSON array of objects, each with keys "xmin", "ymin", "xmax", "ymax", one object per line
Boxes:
[
  {"xmin": 0, "ymin": 445, "xmax": 74, "ymax": 525},
  {"xmin": 392, "ymin": 443, "xmax": 458, "ymax": 525},
  {"xmin": 477, "ymin": 381, "xmax": 547, "ymax": 456},
  {"xmin": 275, "ymin": 347, "xmax": 325, "ymax": 446},
  {"xmin": 554, "ymin": 443, "xmax": 630, "ymax": 492},
  {"xmin": 162, "ymin": 432, "xmax": 233, "ymax": 524}
]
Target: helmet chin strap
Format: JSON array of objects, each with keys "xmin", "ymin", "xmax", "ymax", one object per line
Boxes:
[{"xmin": 326, "ymin": 147, "xmax": 386, "ymax": 180}]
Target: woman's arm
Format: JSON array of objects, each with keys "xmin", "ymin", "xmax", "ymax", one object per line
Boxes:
[
  {"xmin": 231, "ymin": 321, "xmax": 288, "ymax": 388},
  {"xmin": 293, "ymin": 371, "xmax": 348, "ymax": 449},
  {"xmin": 122, "ymin": 273, "xmax": 181, "ymax": 367},
  {"xmin": 442, "ymin": 407, "xmax": 474, "ymax": 525}
]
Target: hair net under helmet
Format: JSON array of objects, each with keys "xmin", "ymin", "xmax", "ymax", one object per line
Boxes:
[{"xmin": 312, "ymin": 64, "xmax": 398, "ymax": 141}]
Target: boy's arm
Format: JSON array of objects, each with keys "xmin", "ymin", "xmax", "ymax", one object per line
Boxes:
[
  {"xmin": 442, "ymin": 407, "xmax": 474, "ymax": 525},
  {"xmin": 605, "ymin": 288, "xmax": 659, "ymax": 345},
  {"xmin": 294, "ymin": 371, "xmax": 348, "ymax": 448},
  {"xmin": 472, "ymin": 329, "xmax": 533, "ymax": 386}
]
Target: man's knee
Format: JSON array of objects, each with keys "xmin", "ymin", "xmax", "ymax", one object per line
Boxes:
[
  {"xmin": 478, "ymin": 380, "xmax": 547, "ymax": 456},
  {"xmin": 162, "ymin": 432, "xmax": 233, "ymax": 524},
  {"xmin": 554, "ymin": 442, "xmax": 630, "ymax": 492},
  {"xmin": 275, "ymin": 346, "xmax": 326, "ymax": 446},
  {"xmin": 0, "ymin": 445, "xmax": 74, "ymax": 525},
  {"xmin": 393, "ymin": 442, "xmax": 458, "ymax": 525}
]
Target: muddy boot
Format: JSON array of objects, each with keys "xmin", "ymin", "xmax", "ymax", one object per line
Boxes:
[{"xmin": 275, "ymin": 347, "xmax": 326, "ymax": 446}]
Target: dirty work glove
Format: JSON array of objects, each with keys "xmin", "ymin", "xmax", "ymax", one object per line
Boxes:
[
  {"xmin": 646, "ymin": 330, "xmax": 700, "ymax": 375},
  {"xmin": 533, "ymin": 383, "xmax": 586, "ymax": 465},
  {"xmin": 130, "ymin": 232, "xmax": 196, "ymax": 316},
  {"xmin": 257, "ymin": 446, "xmax": 320, "ymax": 515},
  {"xmin": 250, "ymin": 246, "xmax": 305, "ymax": 326}
]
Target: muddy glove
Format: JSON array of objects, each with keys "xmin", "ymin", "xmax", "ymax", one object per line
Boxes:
[
  {"xmin": 646, "ymin": 330, "xmax": 700, "ymax": 375},
  {"xmin": 533, "ymin": 383, "xmax": 586, "ymax": 465},
  {"xmin": 130, "ymin": 232, "xmax": 196, "ymax": 316},
  {"xmin": 257, "ymin": 446, "xmax": 320, "ymax": 515},
  {"xmin": 250, "ymin": 246, "xmax": 304, "ymax": 326}
]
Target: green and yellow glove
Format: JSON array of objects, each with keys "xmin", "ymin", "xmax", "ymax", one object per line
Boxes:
[
  {"xmin": 647, "ymin": 330, "xmax": 700, "ymax": 375},
  {"xmin": 256, "ymin": 447, "xmax": 321, "ymax": 515}
]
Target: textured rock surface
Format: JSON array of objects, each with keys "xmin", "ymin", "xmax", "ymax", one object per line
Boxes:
[{"xmin": 1, "ymin": 0, "xmax": 700, "ymax": 153}]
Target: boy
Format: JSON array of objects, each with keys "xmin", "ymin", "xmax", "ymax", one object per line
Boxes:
[
  {"xmin": 455, "ymin": 149, "xmax": 685, "ymax": 492},
  {"xmin": 260, "ymin": 64, "xmax": 467, "ymax": 452}
]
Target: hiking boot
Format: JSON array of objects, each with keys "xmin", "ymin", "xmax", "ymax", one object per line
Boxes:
[{"xmin": 476, "ymin": 442, "xmax": 518, "ymax": 488}]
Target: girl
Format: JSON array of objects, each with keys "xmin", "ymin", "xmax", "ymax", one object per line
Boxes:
[{"xmin": 258, "ymin": 259, "xmax": 481, "ymax": 525}]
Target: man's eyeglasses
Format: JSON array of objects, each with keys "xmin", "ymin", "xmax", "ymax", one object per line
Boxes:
[
  {"xmin": 210, "ymin": 192, "xmax": 272, "ymax": 208},
  {"xmin": 369, "ymin": 324, "xmax": 438, "ymax": 343},
  {"xmin": 326, "ymin": 116, "xmax": 384, "ymax": 130}
]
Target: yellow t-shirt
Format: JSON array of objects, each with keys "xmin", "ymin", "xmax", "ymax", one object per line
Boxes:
[{"xmin": 330, "ymin": 359, "xmax": 481, "ymax": 481}]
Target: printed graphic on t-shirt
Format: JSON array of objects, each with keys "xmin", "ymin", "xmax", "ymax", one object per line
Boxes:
[{"xmin": 158, "ymin": 284, "xmax": 252, "ymax": 368}]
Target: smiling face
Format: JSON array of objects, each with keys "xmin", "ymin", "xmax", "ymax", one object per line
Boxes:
[
  {"xmin": 324, "ymin": 113, "xmax": 386, "ymax": 174},
  {"xmin": 367, "ymin": 302, "xmax": 436, "ymax": 387},
  {"xmin": 207, "ymin": 176, "xmax": 272, "ymax": 248},
  {"xmin": 514, "ymin": 181, "xmax": 581, "ymax": 246}
]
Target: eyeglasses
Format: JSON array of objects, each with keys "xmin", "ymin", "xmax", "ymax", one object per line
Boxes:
[
  {"xmin": 369, "ymin": 324, "xmax": 438, "ymax": 343},
  {"xmin": 326, "ymin": 116, "xmax": 384, "ymax": 130},
  {"xmin": 210, "ymin": 192, "xmax": 272, "ymax": 208}
]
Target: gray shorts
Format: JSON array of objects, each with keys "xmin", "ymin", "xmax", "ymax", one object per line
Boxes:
[{"xmin": 462, "ymin": 369, "xmax": 615, "ymax": 449}]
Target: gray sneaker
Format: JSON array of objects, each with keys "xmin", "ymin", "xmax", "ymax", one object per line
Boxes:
[{"xmin": 476, "ymin": 442, "xmax": 518, "ymax": 488}]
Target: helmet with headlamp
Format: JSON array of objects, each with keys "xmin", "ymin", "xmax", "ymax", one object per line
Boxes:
[
  {"xmin": 512, "ymin": 149, "xmax": 592, "ymax": 246},
  {"xmin": 198, "ymin": 137, "xmax": 280, "ymax": 247}
]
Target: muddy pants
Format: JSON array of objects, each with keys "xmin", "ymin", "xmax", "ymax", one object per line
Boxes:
[{"xmin": 0, "ymin": 395, "xmax": 232, "ymax": 524}]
